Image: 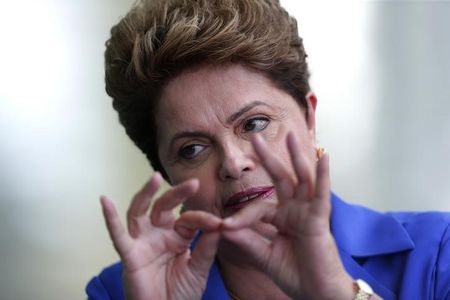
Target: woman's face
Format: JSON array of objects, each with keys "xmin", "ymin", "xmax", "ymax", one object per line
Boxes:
[{"xmin": 156, "ymin": 64, "xmax": 317, "ymax": 218}]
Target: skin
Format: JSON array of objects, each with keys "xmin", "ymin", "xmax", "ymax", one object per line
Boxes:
[
  {"xmin": 101, "ymin": 63, "xmax": 381, "ymax": 299},
  {"xmin": 156, "ymin": 63, "xmax": 317, "ymax": 217},
  {"xmin": 100, "ymin": 176, "xmax": 221, "ymax": 300}
]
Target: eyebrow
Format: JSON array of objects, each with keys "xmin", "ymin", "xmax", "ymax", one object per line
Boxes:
[
  {"xmin": 226, "ymin": 100, "xmax": 270, "ymax": 124},
  {"xmin": 169, "ymin": 131, "xmax": 212, "ymax": 151},
  {"xmin": 168, "ymin": 100, "xmax": 271, "ymax": 150}
]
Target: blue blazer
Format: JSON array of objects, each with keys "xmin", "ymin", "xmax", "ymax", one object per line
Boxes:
[{"xmin": 86, "ymin": 194, "xmax": 450, "ymax": 299}]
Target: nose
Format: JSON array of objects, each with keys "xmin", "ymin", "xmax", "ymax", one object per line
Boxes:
[{"xmin": 218, "ymin": 141, "xmax": 256, "ymax": 181}]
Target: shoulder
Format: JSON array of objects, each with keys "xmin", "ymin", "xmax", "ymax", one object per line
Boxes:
[
  {"xmin": 389, "ymin": 210, "xmax": 450, "ymax": 299},
  {"xmin": 85, "ymin": 262, "xmax": 124, "ymax": 300},
  {"xmin": 85, "ymin": 260, "xmax": 229, "ymax": 300},
  {"xmin": 331, "ymin": 193, "xmax": 450, "ymax": 253},
  {"xmin": 387, "ymin": 210, "xmax": 450, "ymax": 248},
  {"xmin": 388, "ymin": 209, "xmax": 450, "ymax": 228},
  {"xmin": 331, "ymin": 193, "xmax": 450, "ymax": 299}
]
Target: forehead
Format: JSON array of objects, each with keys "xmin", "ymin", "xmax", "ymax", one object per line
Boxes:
[{"xmin": 156, "ymin": 64, "xmax": 290, "ymax": 127}]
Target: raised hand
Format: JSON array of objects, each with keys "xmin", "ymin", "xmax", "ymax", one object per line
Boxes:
[
  {"xmin": 100, "ymin": 173, "xmax": 221, "ymax": 300},
  {"xmin": 221, "ymin": 132, "xmax": 355, "ymax": 300}
]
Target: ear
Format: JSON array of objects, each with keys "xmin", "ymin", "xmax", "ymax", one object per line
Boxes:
[{"xmin": 305, "ymin": 91, "xmax": 317, "ymax": 135}]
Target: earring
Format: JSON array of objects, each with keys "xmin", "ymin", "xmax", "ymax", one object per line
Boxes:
[{"xmin": 316, "ymin": 147, "xmax": 325, "ymax": 159}]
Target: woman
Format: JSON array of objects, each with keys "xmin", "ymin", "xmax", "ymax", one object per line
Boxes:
[{"xmin": 87, "ymin": 0, "xmax": 450, "ymax": 299}]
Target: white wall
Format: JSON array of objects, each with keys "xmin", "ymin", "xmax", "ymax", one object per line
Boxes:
[
  {"xmin": 1, "ymin": 1, "xmax": 449, "ymax": 299},
  {"xmin": 370, "ymin": 2, "xmax": 450, "ymax": 211},
  {"xmin": 0, "ymin": 1, "xmax": 151, "ymax": 299},
  {"xmin": 282, "ymin": 0, "xmax": 450, "ymax": 211}
]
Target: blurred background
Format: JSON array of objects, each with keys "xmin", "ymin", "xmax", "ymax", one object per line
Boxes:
[{"xmin": 0, "ymin": 0, "xmax": 449, "ymax": 299}]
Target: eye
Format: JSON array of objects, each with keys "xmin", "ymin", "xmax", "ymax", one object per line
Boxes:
[
  {"xmin": 178, "ymin": 144, "xmax": 205, "ymax": 160},
  {"xmin": 243, "ymin": 117, "xmax": 270, "ymax": 133}
]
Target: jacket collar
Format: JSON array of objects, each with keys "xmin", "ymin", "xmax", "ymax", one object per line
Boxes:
[{"xmin": 330, "ymin": 193, "xmax": 414, "ymax": 257}]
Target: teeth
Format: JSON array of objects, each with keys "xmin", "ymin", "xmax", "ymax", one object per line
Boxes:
[
  {"xmin": 237, "ymin": 193, "xmax": 260, "ymax": 203},
  {"xmin": 248, "ymin": 193, "xmax": 259, "ymax": 200}
]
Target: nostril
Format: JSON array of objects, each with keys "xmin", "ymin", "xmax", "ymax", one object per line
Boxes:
[{"xmin": 219, "ymin": 148, "xmax": 255, "ymax": 180}]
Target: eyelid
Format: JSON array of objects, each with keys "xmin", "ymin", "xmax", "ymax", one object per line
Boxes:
[
  {"xmin": 169, "ymin": 131, "xmax": 213, "ymax": 155},
  {"xmin": 177, "ymin": 141, "xmax": 208, "ymax": 161},
  {"xmin": 240, "ymin": 115, "xmax": 270, "ymax": 132}
]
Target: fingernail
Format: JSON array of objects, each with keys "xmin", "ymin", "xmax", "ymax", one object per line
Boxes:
[
  {"xmin": 252, "ymin": 133, "xmax": 262, "ymax": 142},
  {"xmin": 223, "ymin": 217, "xmax": 234, "ymax": 226},
  {"xmin": 190, "ymin": 178, "xmax": 200, "ymax": 187}
]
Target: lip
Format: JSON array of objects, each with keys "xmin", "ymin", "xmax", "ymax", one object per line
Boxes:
[{"xmin": 225, "ymin": 186, "xmax": 275, "ymax": 210}]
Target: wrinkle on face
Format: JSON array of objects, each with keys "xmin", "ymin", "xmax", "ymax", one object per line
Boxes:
[{"xmin": 155, "ymin": 63, "xmax": 316, "ymax": 219}]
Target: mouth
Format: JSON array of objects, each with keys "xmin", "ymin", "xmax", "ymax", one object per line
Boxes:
[{"xmin": 224, "ymin": 186, "xmax": 275, "ymax": 210}]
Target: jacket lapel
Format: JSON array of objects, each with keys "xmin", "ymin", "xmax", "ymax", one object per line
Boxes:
[{"xmin": 330, "ymin": 193, "xmax": 415, "ymax": 299}]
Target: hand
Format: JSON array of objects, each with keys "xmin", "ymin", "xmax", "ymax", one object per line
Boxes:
[
  {"xmin": 100, "ymin": 173, "xmax": 221, "ymax": 300},
  {"xmin": 221, "ymin": 133, "xmax": 354, "ymax": 300}
]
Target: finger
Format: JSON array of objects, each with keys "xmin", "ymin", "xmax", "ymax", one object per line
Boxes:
[
  {"xmin": 151, "ymin": 178, "xmax": 199, "ymax": 227},
  {"xmin": 312, "ymin": 153, "xmax": 331, "ymax": 217},
  {"xmin": 252, "ymin": 134, "xmax": 296, "ymax": 201},
  {"xmin": 286, "ymin": 132, "xmax": 314, "ymax": 199},
  {"xmin": 174, "ymin": 210, "xmax": 222, "ymax": 241},
  {"xmin": 188, "ymin": 231, "xmax": 220, "ymax": 280},
  {"xmin": 127, "ymin": 172, "xmax": 163, "ymax": 237},
  {"xmin": 100, "ymin": 196, "xmax": 133, "ymax": 256},
  {"xmin": 222, "ymin": 200, "xmax": 277, "ymax": 230}
]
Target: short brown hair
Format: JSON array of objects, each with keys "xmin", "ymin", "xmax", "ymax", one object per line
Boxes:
[{"xmin": 105, "ymin": 0, "xmax": 310, "ymax": 179}]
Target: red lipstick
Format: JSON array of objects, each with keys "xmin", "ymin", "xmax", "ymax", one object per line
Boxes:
[{"xmin": 225, "ymin": 186, "xmax": 274, "ymax": 210}]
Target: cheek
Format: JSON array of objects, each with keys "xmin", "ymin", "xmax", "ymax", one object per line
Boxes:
[
  {"xmin": 184, "ymin": 185, "xmax": 217, "ymax": 212},
  {"xmin": 267, "ymin": 121, "xmax": 316, "ymax": 173},
  {"xmin": 167, "ymin": 164, "xmax": 221, "ymax": 214},
  {"xmin": 183, "ymin": 179, "xmax": 221, "ymax": 217}
]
